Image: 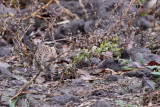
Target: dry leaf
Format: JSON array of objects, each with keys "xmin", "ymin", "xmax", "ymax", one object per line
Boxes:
[{"xmin": 148, "ymin": 61, "xmax": 160, "ymax": 66}]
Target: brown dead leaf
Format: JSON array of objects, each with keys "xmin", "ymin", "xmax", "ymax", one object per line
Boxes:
[{"xmin": 148, "ymin": 61, "xmax": 160, "ymax": 66}]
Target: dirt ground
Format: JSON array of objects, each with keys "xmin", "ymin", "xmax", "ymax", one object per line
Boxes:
[{"xmin": 0, "ymin": 0, "xmax": 160, "ymax": 107}]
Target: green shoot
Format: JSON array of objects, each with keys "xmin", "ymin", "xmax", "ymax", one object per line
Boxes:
[{"xmin": 9, "ymin": 95, "xmax": 26, "ymax": 107}]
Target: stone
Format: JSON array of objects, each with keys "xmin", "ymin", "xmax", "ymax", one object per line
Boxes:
[
  {"xmin": 98, "ymin": 59, "xmax": 122, "ymax": 72},
  {"xmin": 142, "ymin": 77, "xmax": 156, "ymax": 91},
  {"xmin": 91, "ymin": 99, "xmax": 112, "ymax": 107},
  {"xmin": 124, "ymin": 68, "xmax": 152, "ymax": 78},
  {"xmin": 123, "ymin": 48, "xmax": 160, "ymax": 64},
  {"xmin": 52, "ymin": 94, "xmax": 79, "ymax": 105},
  {"xmin": 0, "ymin": 46, "xmax": 11, "ymax": 57}
]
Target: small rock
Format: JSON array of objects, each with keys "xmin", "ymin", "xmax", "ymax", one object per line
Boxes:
[
  {"xmin": 128, "ymin": 79, "xmax": 142, "ymax": 93},
  {"xmin": 98, "ymin": 59, "xmax": 121, "ymax": 72},
  {"xmin": 0, "ymin": 46, "xmax": 11, "ymax": 57},
  {"xmin": 52, "ymin": 94, "xmax": 79, "ymax": 105},
  {"xmin": 122, "ymin": 48, "xmax": 160, "ymax": 64},
  {"xmin": 124, "ymin": 69, "xmax": 152, "ymax": 78},
  {"xmin": 91, "ymin": 90, "xmax": 108, "ymax": 97},
  {"xmin": 91, "ymin": 99, "xmax": 112, "ymax": 107},
  {"xmin": 0, "ymin": 61, "xmax": 11, "ymax": 68},
  {"xmin": 0, "ymin": 61, "xmax": 13, "ymax": 78},
  {"xmin": 0, "ymin": 39, "xmax": 8, "ymax": 46},
  {"xmin": 142, "ymin": 77, "xmax": 156, "ymax": 91},
  {"xmin": 137, "ymin": 69, "xmax": 152, "ymax": 77},
  {"xmin": 133, "ymin": 17, "xmax": 152, "ymax": 30},
  {"xmin": 89, "ymin": 57, "xmax": 101, "ymax": 65},
  {"xmin": 54, "ymin": 20, "xmax": 85, "ymax": 39}
]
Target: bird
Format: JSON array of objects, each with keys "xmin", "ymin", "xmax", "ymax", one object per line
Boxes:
[
  {"xmin": 34, "ymin": 40, "xmax": 57, "ymax": 66},
  {"xmin": 33, "ymin": 39, "xmax": 58, "ymax": 81}
]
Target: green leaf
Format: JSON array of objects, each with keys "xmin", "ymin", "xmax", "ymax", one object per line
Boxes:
[
  {"xmin": 115, "ymin": 100, "xmax": 124, "ymax": 107},
  {"xmin": 140, "ymin": 13, "xmax": 148, "ymax": 16},
  {"xmin": 79, "ymin": 55, "xmax": 84, "ymax": 61},
  {"xmin": 102, "ymin": 49, "xmax": 107, "ymax": 52},
  {"xmin": 122, "ymin": 67, "xmax": 132, "ymax": 70},
  {"xmin": 146, "ymin": 66, "xmax": 157, "ymax": 70},
  {"xmin": 9, "ymin": 95, "xmax": 26, "ymax": 107},
  {"xmin": 24, "ymin": 103, "xmax": 28, "ymax": 107},
  {"xmin": 128, "ymin": 104, "xmax": 139, "ymax": 107},
  {"xmin": 100, "ymin": 43, "xmax": 104, "ymax": 48},
  {"xmin": 151, "ymin": 72, "xmax": 160, "ymax": 76},
  {"xmin": 104, "ymin": 39, "xmax": 107, "ymax": 45},
  {"xmin": 157, "ymin": 66, "xmax": 160, "ymax": 70},
  {"xmin": 138, "ymin": 53, "xmax": 143, "ymax": 65}
]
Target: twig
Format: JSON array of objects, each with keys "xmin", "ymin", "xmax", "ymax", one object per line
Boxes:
[
  {"xmin": 9, "ymin": 69, "xmax": 41, "ymax": 101},
  {"xmin": 123, "ymin": 0, "xmax": 134, "ymax": 18},
  {"xmin": 23, "ymin": 0, "xmax": 56, "ymax": 20},
  {"xmin": 109, "ymin": 2, "xmax": 121, "ymax": 19},
  {"xmin": 23, "ymin": 0, "xmax": 79, "ymax": 21}
]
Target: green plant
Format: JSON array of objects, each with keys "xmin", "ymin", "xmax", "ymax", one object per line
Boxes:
[
  {"xmin": 115, "ymin": 100, "xmax": 125, "ymax": 107},
  {"xmin": 92, "ymin": 38, "xmax": 121, "ymax": 58},
  {"xmin": 72, "ymin": 38, "xmax": 121, "ymax": 69},
  {"xmin": 138, "ymin": 53, "xmax": 143, "ymax": 65},
  {"xmin": 105, "ymin": 37, "xmax": 121, "ymax": 58},
  {"xmin": 135, "ymin": 0, "xmax": 147, "ymax": 7},
  {"xmin": 72, "ymin": 49, "xmax": 91, "ymax": 65},
  {"xmin": 147, "ymin": 65, "xmax": 160, "ymax": 78},
  {"xmin": 121, "ymin": 59, "xmax": 133, "ymax": 70},
  {"xmin": 115, "ymin": 100, "xmax": 139, "ymax": 107},
  {"xmin": 9, "ymin": 95, "xmax": 27, "ymax": 107},
  {"xmin": 73, "ymin": 39, "xmax": 121, "ymax": 63}
]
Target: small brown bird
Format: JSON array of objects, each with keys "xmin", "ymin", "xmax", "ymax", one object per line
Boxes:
[{"xmin": 33, "ymin": 40, "xmax": 57, "ymax": 72}]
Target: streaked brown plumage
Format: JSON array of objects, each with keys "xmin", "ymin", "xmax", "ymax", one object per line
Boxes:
[{"xmin": 33, "ymin": 40, "xmax": 57, "ymax": 72}]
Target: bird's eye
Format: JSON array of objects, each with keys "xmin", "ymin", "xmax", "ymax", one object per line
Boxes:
[
  {"xmin": 44, "ymin": 42, "xmax": 55, "ymax": 47},
  {"xmin": 49, "ymin": 43, "xmax": 55, "ymax": 47}
]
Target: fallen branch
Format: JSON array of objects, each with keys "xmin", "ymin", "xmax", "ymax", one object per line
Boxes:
[{"xmin": 9, "ymin": 69, "xmax": 41, "ymax": 101}]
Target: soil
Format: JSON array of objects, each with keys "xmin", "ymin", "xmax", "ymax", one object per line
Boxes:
[{"xmin": 0, "ymin": 0, "xmax": 160, "ymax": 107}]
